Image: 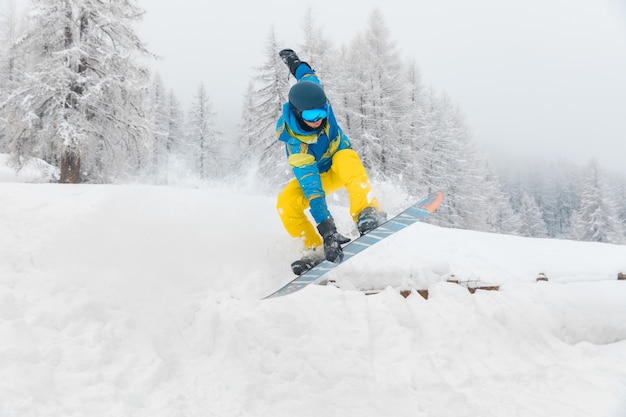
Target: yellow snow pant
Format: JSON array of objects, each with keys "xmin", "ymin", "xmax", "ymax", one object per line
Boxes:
[{"xmin": 276, "ymin": 149, "xmax": 380, "ymax": 249}]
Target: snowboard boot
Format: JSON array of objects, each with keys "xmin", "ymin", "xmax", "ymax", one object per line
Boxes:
[
  {"xmin": 357, "ymin": 207, "xmax": 387, "ymax": 236},
  {"xmin": 291, "ymin": 248, "xmax": 325, "ymax": 276}
]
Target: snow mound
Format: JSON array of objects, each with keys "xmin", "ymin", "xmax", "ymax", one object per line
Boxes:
[
  {"xmin": 0, "ymin": 177, "xmax": 625, "ymax": 417},
  {"xmin": 0, "ymin": 154, "xmax": 58, "ymax": 183}
]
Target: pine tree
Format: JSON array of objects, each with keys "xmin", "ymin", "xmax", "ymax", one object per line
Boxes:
[
  {"xmin": 233, "ymin": 81, "xmax": 265, "ymax": 188},
  {"xmin": 186, "ymin": 83, "xmax": 219, "ymax": 180},
  {"xmin": 167, "ymin": 91, "xmax": 186, "ymax": 156},
  {"xmin": 614, "ymin": 175, "xmax": 626, "ymax": 243},
  {"xmin": 481, "ymin": 163, "xmax": 522, "ymax": 234},
  {"xmin": 518, "ymin": 193, "xmax": 548, "ymax": 237},
  {"xmin": 297, "ymin": 9, "xmax": 342, "ymax": 114},
  {"xmin": 298, "ymin": 9, "xmax": 335, "ymax": 81},
  {"xmin": 1, "ymin": 0, "xmax": 152, "ymax": 183},
  {"xmin": 400, "ymin": 60, "xmax": 430, "ymax": 197},
  {"xmin": 570, "ymin": 159, "xmax": 624, "ymax": 244},
  {"xmin": 543, "ymin": 162, "xmax": 582, "ymax": 238},
  {"xmin": 0, "ymin": 0, "xmax": 22, "ymax": 154},
  {"xmin": 237, "ymin": 81, "xmax": 258, "ymax": 162},
  {"xmin": 341, "ymin": 10, "xmax": 409, "ymax": 178},
  {"xmin": 244, "ymin": 28, "xmax": 290, "ymax": 186},
  {"xmin": 147, "ymin": 74, "xmax": 170, "ymax": 183},
  {"xmin": 496, "ymin": 159, "xmax": 584, "ymax": 238},
  {"xmin": 417, "ymin": 93, "xmax": 484, "ymax": 230}
]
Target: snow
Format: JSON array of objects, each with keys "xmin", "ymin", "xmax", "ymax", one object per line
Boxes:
[
  {"xmin": 1, "ymin": 157, "xmax": 626, "ymax": 417},
  {"xmin": 0, "ymin": 154, "xmax": 58, "ymax": 184}
]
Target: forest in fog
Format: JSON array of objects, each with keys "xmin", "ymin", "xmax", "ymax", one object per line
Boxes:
[{"xmin": 1, "ymin": 1, "xmax": 624, "ymax": 244}]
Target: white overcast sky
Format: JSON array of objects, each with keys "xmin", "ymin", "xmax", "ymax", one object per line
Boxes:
[{"xmin": 3, "ymin": 0, "xmax": 626, "ymax": 174}]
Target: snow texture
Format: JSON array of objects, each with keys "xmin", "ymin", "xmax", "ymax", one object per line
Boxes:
[{"xmin": 1, "ymin": 157, "xmax": 626, "ymax": 417}]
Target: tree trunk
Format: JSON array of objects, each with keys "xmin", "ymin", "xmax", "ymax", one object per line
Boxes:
[{"xmin": 60, "ymin": 148, "xmax": 81, "ymax": 183}]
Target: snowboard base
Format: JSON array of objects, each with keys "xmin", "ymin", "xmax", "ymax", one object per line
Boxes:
[{"xmin": 262, "ymin": 191, "xmax": 443, "ymax": 300}]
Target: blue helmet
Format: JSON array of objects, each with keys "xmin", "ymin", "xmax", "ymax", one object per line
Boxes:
[{"xmin": 288, "ymin": 81, "xmax": 327, "ymax": 113}]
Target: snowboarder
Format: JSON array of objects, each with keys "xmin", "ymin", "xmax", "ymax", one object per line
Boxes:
[{"xmin": 276, "ymin": 49, "xmax": 386, "ymax": 275}]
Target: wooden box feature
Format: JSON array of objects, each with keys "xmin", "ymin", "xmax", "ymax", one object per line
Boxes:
[{"xmin": 468, "ymin": 285, "xmax": 500, "ymax": 294}]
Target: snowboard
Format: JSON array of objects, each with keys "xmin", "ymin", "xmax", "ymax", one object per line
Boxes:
[{"xmin": 262, "ymin": 191, "xmax": 444, "ymax": 300}]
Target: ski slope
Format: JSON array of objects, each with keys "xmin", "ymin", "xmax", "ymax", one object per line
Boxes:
[{"xmin": 1, "ymin": 157, "xmax": 626, "ymax": 417}]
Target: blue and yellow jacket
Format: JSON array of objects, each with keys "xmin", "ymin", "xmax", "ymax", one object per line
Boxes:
[{"xmin": 276, "ymin": 65, "xmax": 352, "ymax": 224}]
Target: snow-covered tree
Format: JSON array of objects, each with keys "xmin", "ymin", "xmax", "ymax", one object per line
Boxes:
[
  {"xmin": 186, "ymin": 83, "xmax": 220, "ymax": 180},
  {"xmin": 242, "ymin": 28, "xmax": 290, "ymax": 185},
  {"xmin": 167, "ymin": 91, "xmax": 186, "ymax": 156},
  {"xmin": 612, "ymin": 174, "xmax": 626, "ymax": 242},
  {"xmin": 236, "ymin": 82, "xmax": 259, "ymax": 169},
  {"xmin": 297, "ymin": 9, "xmax": 335, "ymax": 81},
  {"xmin": 1, "ymin": 0, "xmax": 152, "ymax": 183},
  {"xmin": 481, "ymin": 163, "xmax": 522, "ymax": 234},
  {"xmin": 399, "ymin": 60, "xmax": 430, "ymax": 196},
  {"xmin": 0, "ymin": 0, "xmax": 22, "ymax": 153},
  {"xmin": 416, "ymin": 92, "xmax": 486, "ymax": 230},
  {"xmin": 146, "ymin": 74, "xmax": 170, "ymax": 183},
  {"xmin": 296, "ymin": 9, "xmax": 342, "ymax": 114},
  {"xmin": 159, "ymin": 90, "xmax": 192, "ymax": 183},
  {"xmin": 341, "ymin": 10, "xmax": 409, "ymax": 178},
  {"xmin": 569, "ymin": 159, "xmax": 624, "ymax": 244},
  {"xmin": 496, "ymin": 159, "xmax": 584, "ymax": 238},
  {"xmin": 518, "ymin": 193, "xmax": 548, "ymax": 237}
]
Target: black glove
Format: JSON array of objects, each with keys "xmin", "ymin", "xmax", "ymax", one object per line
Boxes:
[
  {"xmin": 317, "ymin": 218, "xmax": 350, "ymax": 263},
  {"xmin": 279, "ymin": 48, "xmax": 310, "ymax": 77}
]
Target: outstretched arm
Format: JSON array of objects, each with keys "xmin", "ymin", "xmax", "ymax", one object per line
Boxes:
[{"xmin": 278, "ymin": 49, "xmax": 321, "ymax": 85}]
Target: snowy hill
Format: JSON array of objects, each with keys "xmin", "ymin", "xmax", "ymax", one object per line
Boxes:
[{"xmin": 1, "ymin": 160, "xmax": 626, "ymax": 416}]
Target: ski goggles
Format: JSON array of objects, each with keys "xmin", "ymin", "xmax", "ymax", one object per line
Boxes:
[{"xmin": 301, "ymin": 105, "xmax": 328, "ymax": 122}]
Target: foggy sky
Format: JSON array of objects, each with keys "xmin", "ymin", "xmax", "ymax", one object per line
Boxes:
[{"xmin": 3, "ymin": 0, "xmax": 626, "ymax": 174}]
